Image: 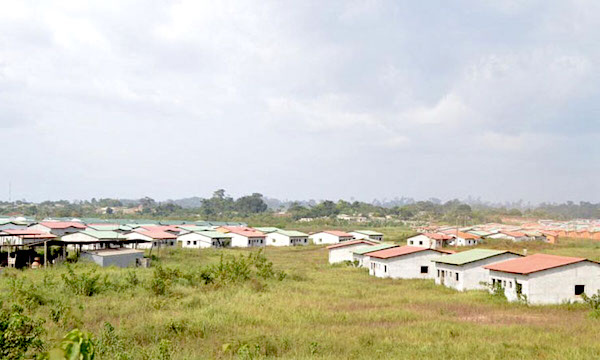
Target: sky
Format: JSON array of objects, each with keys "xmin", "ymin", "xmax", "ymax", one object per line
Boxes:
[{"xmin": 1, "ymin": 0, "xmax": 599, "ymax": 204}]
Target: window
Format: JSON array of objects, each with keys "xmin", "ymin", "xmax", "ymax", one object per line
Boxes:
[
  {"xmin": 384, "ymin": 265, "xmax": 387, "ymax": 273},
  {"xmin": 187, "ymin": 241, "xmax": 190, "ymax": 245},
  {"xmin": 420, "ymin": 266, "xmax": 428, "ymax": 274},
  {"xmin": 418, "ymin": 241, "xmax": 423, "ymax": 245},
  {"xmin": 437, "ymin": 270, "xmax": 440, "ymax": 277},
  {"xmin": 502, "ymin": 280, "xmax": 506, "ymax": 288},
  {"xmin": 409, "ymin": 241, "xmax": 414, "ymax": 245},
  {"xmin": 455, "ymin": 272, "xmax": 459, "ymax": 281},
  {"xmin": 193, "ymin": 241, "xmax": 197, "ymax": 245},
  {"xmin": 509, "ymin": 281, "xmax": 512, "ymax": 288},
  {"xmin": 575, "ymin": 285, "xmax": 585, "ymax": 296},
  {"xmin": 516, "ymin": 282, "xmax": 522, "ymax": 295}
]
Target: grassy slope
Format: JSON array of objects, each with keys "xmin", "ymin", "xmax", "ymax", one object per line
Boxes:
[{"xmin": 1, "ymin": 233, "xmax": 600, "ymax": 359}]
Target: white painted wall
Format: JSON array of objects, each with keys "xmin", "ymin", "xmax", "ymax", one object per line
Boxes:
[
  {"xmin": 230, "ymin": 234, "xmax": 265, "ymax": 248},
  {"xmin": 369, "ymin": 250, "xmax": 446, "ymax": 279},
  {"xmin": 434, "ymin": 253, "xmax": 522, "ymax": 291},
  {"xmin": 406, "ymin": 235, "xmax": 432, "ymax": 248},
  {"xmin": 328, "ymin": 243, "xmax": 372, "ymax": 264},
  {"xmin": 28, "ymin": 224, "xmax": 82, "ymax": 237},
  {"xmin": 349, "ymin": 232, "xmax": 383, "ymax": 241},
  {"xmin": 310, "ymin": 232, "xmax": 353, "ymax": 245},
  {"xmin": 179, "ymin": 233, "xmax": 231, "ymax": 249},
  {"xmin": 488, "ymin": 262, "xmax": 600, "ymax": 305}
]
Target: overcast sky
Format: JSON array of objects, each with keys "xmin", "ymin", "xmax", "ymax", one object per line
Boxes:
[{"xmin": 1, "ymin": 1, "xmax": 599, "ymax": 204}]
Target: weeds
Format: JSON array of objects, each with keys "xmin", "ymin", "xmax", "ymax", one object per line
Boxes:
[{"xmin": 61, "ymin": 265, "xmax": 103, "ymax": 296}]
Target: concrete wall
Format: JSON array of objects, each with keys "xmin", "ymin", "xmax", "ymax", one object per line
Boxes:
[
  {"xmin": 310, "ymin": 233, "xmax": 353, "ymax": 245},
  {"xmin": 179, "ymin": 233, "xmax": 231, "ymax": 248},
  {"xmin": 328, "ymin": 244, "xmax": 371, "ymax": 264},
  {"xmin": 350, "ymin": 232, "xmax": 383, "ymax": 241},
  {"xmin": 370, "ymin": 250, "xmax": 443, "ymax": 279},
  {"xmin": 406, "ymin": 235, "xmax": 432, "ymax": 248},
  {"xmin": 81, "ymin": 251, "xmax": 143, "ymax": 268}
]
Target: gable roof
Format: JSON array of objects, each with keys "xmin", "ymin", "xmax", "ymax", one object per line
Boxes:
[
  {"xmin": 454, "ymin": 231, "xmax": 481, "ymax": 240},
  {"xmin": 254, "ymin": 227, "xmax": 281, "ymax": 234},
  {"xmin": 274, "ymin": 229, "xmax": 309, "ymax": 237},
  {"xmin": 484, "ymin": 253, "xmax": 593, "ymax": 275},
  {"xmin": 73, "ymin": 229, "xmax": 127, "ymax": 240},
  {"xmin": 352, "ymin": 243, "xmax": 398, "ymax": 255},
  {"xmin": 351, "ymin": 230, "xmax": 383, "ymax": 236},
  {"xmin": 369, "ymin": 245, "xmax": 454, "ymax": 259},
  {"xmin": 432, "ymin": 249, "xmax": 520, "ymax": 266},
  {"xmin": 1, "ymin": 229, "xmax": 57, "ymax": 239},
  {"xmin": 191, "ymin": 231, "xmax": 233, "ymax": 239},
  {"xmin": 38, "ymin": 221, "xmax": 86, "ymax": 229},
  {"xmin": 219, "ymin": 226, "xmax": 266, "ymax": 238},
  {"xmin": 319, "ymin": 230, "xmax": 353, "ymax": 237},
  {"xmin": 133, "ymin": 229, "xmax": 177, "ymax": 240},
  {"xmin": 326, "ymin": 240, "xmax": 377, "ymax": 250},
  {"xmin": 423, "ymin": 233, "xmax": 454, "ymax": 240}
]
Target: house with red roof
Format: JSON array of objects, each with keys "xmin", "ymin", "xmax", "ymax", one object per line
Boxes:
[
  {"xmin": 125, "ymin": 229, "xmax": 178, "ymax": 249},
  {"xmin": 406, "ymin": 233, "xmax": 453, "ymax": 249},
  {"xmin": 28, "ymin": 221, "xmax": 86, "ymax": 237},
  {"xmin": 368, "ymin": 246, "xmax": 454, "ymax": 279},
  {"xmin": 0, "ymin": 229, "xmax": 56, "ymax": 246},
  {"xmin": 326, "ymin": 240, "xmax": 377, "ymax": 264},
  {"xmin": 215, "ymin": 226, "xmax": 266, "ymax": 247},
  {"xmin": 309, "ymin": 230, "xmax": 354, "ymax": 245},
  {"xmin": 484, "ymin": 253, "xmax": 600, "ymax": 304}
]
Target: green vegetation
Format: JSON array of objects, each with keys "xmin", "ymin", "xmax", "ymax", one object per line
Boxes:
[{"xmin": 1, "ymin": 236, "xmax": 600, "ymax": 359}]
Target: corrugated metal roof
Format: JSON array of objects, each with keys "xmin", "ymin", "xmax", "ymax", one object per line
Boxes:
[
  {"xmin": 133, "ymin": 229, "xmax": 177, "ymax": 239},
  {"xmin": 254, "ymin": 227, "xmax": 280, "ymax": 234},
  {"xmin": 484, "ymin": 253, "xmax": 591, "ymax": 274},
  {"xmin": 77, "ymin": 229, "xmax": 127, "ymax": 240},
  {"xmin": 369, "ymin": 245, "xmax": 453, "ymax": 259},
  {"xmin": 190, "ymin": 231, "xmax": 233, "ymax": 239},
  {"xmin": 326, "ymin": 240, "xmax": 377, "ymax": 250},
  {"xmin": 322, "ymin": 230, "xmax": 353, "ymax": 237},
  {"xmin": 39, "ymin": 221, "xmax": 86, "ymax": 229},
  {"xmin": 352, "ymin": 243, "xmax": 398, "ymax": 255},
  {"xmin": 432, "ymin": 249, "xmax": 517, "ymax": 265},
  {"xmin": 352, "ymin": 230, "xmax": 383, "ymax": 236}
]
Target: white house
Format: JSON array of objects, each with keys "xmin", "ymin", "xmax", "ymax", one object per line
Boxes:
[
  {"xmin": 484, "ymin": 253, "xmax": 600, "ymax": 305},
  {"xmin": 125, "ymin": 229, "xmax": 178, "ymax": 249},
  {"xmin": 432, "ymin": 249, "xmax": 522, "ymax": 291},
  {"xmin": 368, "ymin": 246, "xmax": 454, "ymax": 279},
  {"xmin": 28, "ymin": 221, "xmax": 87, "ymax": 237},
  {"xmin": 406, "ymin": 233, "xmax": 453, "ymax": 249},
  {"xmin": 486, "ymin": 231, "xmax": 530, "ymax": 242},
  {"xmin": 216, "ymin": 226, "xmax": 266, "ymax": 247},
  {"xmin": 351, "ymin": 243, "xmax": 398, "ymax": 268},
  {"xmin": 62, "ymin": 229, "xmax": 127, "ymax": 250},
  {"xmin": 264, "ymin": 229, "xmax": 309, "ymax": 246},
  {"xmin": 179, "ymin": 231, "xmax": 232, "ymax": 248},
  {"xmin": 350, "ymin": 230, "xmax": 384, "ymax": 241},
  {"xmin": 447, "ymin": 231, "xmax": 481, "ymax": 247},
  {"xmin": 0, "ymin": 229, "xmax": 56, "ymax": 246},
  {"xmin": 309, "ymin": 230, "xmax": 354, "ymax": 245},
  {"xmin": 327, "ymin": 240, "xmax": 377, "ymax": 264}
]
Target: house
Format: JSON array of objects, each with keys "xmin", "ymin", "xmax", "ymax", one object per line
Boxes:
[
  {"xmin": 449, "ymin": 232, "xmax": 481, "ymax": 247},
  {"xmin": 309, "ymin": 230, "xmax": 354, "ymax": 245},
  {"xmin": 327, "ymin": 240, "xmax": 377, "ymax": 264},
  {"xmin": 28, "ymin": 221, "xmax": 86, "ymax": 236},
  {"xmin": 368, "ymin": 246, "xmax": 454, "ymax": 279},
  {"xmin": 349, "ymin": 230, "xmax": 384, "ymax": 241},
  {"xmin": 216, "ymin": 226, "xmax": 266, "ymax": 247},
  {"xmin": 263, "ymin": 229, "xmax": 309, "ymax": 246},
  {"xmin": 125, "ymin": 229, "xmax": 178, "ymax": 249},
  {"xmin": 86, "ymin": 224, "xmax": 133, "ymax": 233},
  {"xmin": 351, "ymin": 243, "xmax": 398, "ymax": 268},
  {"xmin": 406, "ymin": 233, "xmax": 453, "ymax": 249},
  {"xmin": 62, "ymin": 229, "xmax": 127, "ymax": 250},
  {"xmin": 540, "ymin": 230, "xmax": 559, "ymax": 244},
  {"xmin": 0, "ymin": 229, "xmax": 56, "ymax": 246},
  {"xmin": 486, "ymin": 231, "xmax": 530, "ymax": 242},
  {"xmin": 80, "ymin": 248, "xmax": 144, "ymax": 268},
  {"xmin": 253, "ymin": 227, "xmax": 281, "ymax": 234},
  {"xmin": 484, "ymin": 253, "xmax": 600, "ymax": 305},
  {"xmin": 177, "ymin": 225, "xmax": 214, "ymax": 234},
  {"xmin": 139, "ymin": 225, "xmax": 181, "ymax": 235},
  {"xmin": 179, "ymin": 231, "xmax": 233, "ymax": 249},
  {"xmin": 432, "ymin": 249, "xmax": 522, "ymax": 291},
  {"xmin": 0, "ymin": 219, "xmax": 31, "ymax": 231}
]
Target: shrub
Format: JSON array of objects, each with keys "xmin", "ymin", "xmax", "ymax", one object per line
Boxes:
[
  {"xmin": 582, "ymin": 290, "xmax": 600, "ymax": 318},
  {"xmin": 0, "ymin": 303, "xmax": 45, "ymax": 360},
  {"xmin": 40, "ymin": 329, "xmax": 95, "ymax": 360},
  {"xmin": 61, "ymin": 265, "xmax": 103, "ymax": 296}
]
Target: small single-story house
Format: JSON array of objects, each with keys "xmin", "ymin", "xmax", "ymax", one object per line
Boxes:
[
  {"xmin": 432, "ymin": 249, "xmax": 522, "ymax": 291},
  {"xmin": 406, "ymin": 233, "xmax": 453, "ymax": 249},
  {"xmin": 327, "ymin": 240, "xmax": 377, "ymax": 264},
  {"xmin": 309, "ymin": 230, "xmax": 354, "ymax": 245},
  {"xmin": 449, "ymin": 232, "xmax": 481, "ymax": 247},
  {"xmin": 540, "ymin": 230, "xmax": 559, "ymax": 244},
  {"xmin": 139, "ymin": 225, "xmax": 181, "ymax": 235},
  {"xmin": 352, "ymin": 243, "xmax": 398, "ymax": 268},
  {"xmin": 253, "ymin": 227, "xmax": 281, "ymax": 234},
  {"xmin": 179, "ymin": 231, "xmax": 233, "ymax": 248},
  {"xmin": 177, "ymin": 225, "xmax": 214, "ymax": 234},
  {"xmin": 125, "ymin": 229, "xmax": 178, "ymax": 249},
  {"xmin": 264, "ymin": 229, "xmax": 309, "ymax": 246},
  {"xmin": 0, "ymin": 220, "xmax": 31, "ymax": 231},
  {"xmin": 28, "ymin": 221, "xmax": 86, "ymax": 237},
  {"xmin": 484, "ymin": 253, "xmax": 600, "ymax": 305},
  {"xmin": 368, "ymin": 246, "xmax": 454, "ymax": 279},
  {"xmin": 87, "ymin": 224, "xmax": 133, "ymax": 233},
  {"xmin": 486, "ymin": 231, "xmax": 530, "ymax": 242},
  {"xmin": 0, "ymin": 229, "xmax": 57, "ymax": 246},
  {"xmin": 80, "ymin": 248, "xmax": 144, "ymax": 268},
  {"xmin": 62, "ymin": 229, "xmax": 128, "ymax": 250},
  {"xmin": 467, "ymin": 230, "xmax": 496, "ymax": 238},
  {"xmin": 350, "ymin": 230, "xmax": 384, "ymax": 241},
  {"xmin": 216, "ymin": 226, "xmax": 266, "ymax": 247}
]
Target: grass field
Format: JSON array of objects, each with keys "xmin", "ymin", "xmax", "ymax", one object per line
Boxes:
[{"xmin": 1, "ymin": 234, "xmax": 600, "ymax": 359}]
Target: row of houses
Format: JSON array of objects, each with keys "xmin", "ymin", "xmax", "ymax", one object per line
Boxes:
[{"xmin": 327, "ymin": 241, "xmax": 600, "ymax": 305}]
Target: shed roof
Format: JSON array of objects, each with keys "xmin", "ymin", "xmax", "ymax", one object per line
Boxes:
[
  {"xmin": 432, "ymin": 249, "xmax": 519, "ymax": 266},
  {"xmin": 38, "ymin": 221, "xmax": 86, "ymax": 229},
  {"xmin": 484, "ymin": 253, "xmax": 592, "ymax": 275},
  {"xmin": 321, "ymin": 230, "xmax": 353, "ymax": 237},
  {"xmin": 274, "ymin": 229, "xmax": 309, "ymax": 237},
  {"xmin": 352, "ymin": 243, "xmax": 398, "ymax": 255},
  {"xmin": 368, "ymin": 245, "xmax": 454, "ymax": 259},
  {"xmin": 190, "ymin": 231, "xmax": 233, "ymax": 239},
  {"xmin": 326, "ymin": 240, "xmax": 377, "ymax": 250}
]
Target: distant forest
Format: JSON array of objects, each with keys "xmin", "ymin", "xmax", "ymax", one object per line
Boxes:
[{"xmin": 1, "ymin": 189, "xmax": 599, "ymax": 223}]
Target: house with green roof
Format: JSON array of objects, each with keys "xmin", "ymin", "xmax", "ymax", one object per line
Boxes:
[
  {"xmin": 350, "ymin": 230, "xmax": 384, "ymax": 241},
  {"xmin": 431, "ymin": 249, "xmax": 522, "ymax": 291},
  {"xmin": 351, "ymin": 243, "xmax": 398, "ymax": 268},
  {"xmin": 61, "ymin": 229, "xmax": 128, "ymax": 251},
  {"xmin": 265, "ymin": 229, "xmax": 309, "ymax": 246},
  {"xmin": 179, "ymin": 231, "xmax": 233, "ymax": 249}
]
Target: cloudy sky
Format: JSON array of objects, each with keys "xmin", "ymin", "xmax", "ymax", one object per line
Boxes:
[{"xmin": 1, "ymin": 1, "xmax": 599, "ymax": 203}]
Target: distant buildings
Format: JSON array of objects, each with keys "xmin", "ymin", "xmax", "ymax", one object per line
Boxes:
[{"xmin": 309, "ymin": 230, "xmax": 354, "ymax": 245}]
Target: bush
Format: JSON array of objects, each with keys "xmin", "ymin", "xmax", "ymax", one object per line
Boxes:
[
  {"xmin": 61, "ymin": 265, "xmax": 103, "ymax": 296},
  {"xmin": 582, "ymin": 290, "xmax": 600, "ymax": 318},
  {"xmin": 0, "ymin": 303, "xmax": 45, "ymax": 360},
  {"xmin": 40, "ymin": 329, "xmax": 95, "ymax": 360}
]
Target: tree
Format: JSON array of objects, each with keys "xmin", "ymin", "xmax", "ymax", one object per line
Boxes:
[{"xmin": 235, "ymin": 193, "xmax": 268, "ymax": 214}]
